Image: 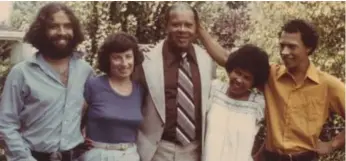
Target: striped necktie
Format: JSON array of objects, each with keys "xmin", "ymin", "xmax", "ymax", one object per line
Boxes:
[{"xmin": 176, "ymin": 52, "xmax": 196, "ymax": 146}]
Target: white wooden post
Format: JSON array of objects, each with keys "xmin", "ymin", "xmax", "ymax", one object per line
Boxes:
[{"xmin": 10, "ymin": 42, "xmax": 36, "ymax": 65}]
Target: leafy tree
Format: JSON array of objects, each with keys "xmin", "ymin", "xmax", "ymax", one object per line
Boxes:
[{"xmin": 10, "ymin": 1, "xmax": 50, "ymax": 31}]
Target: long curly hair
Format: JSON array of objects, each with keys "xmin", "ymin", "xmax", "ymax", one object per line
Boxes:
[{"xmin": 24, "ymin": 2, "xmax": 84, "ymax": 52}]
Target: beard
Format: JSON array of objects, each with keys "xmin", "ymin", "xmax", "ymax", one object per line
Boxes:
[{"xmin": 40, "ymin": 35, "xmax": 75, "ymax": 60}]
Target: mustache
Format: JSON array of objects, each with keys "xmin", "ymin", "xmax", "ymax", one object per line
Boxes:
[
  {"xmin": 280, "ymin": 54, "xmax": 293, "ymax": 58},
  {"xmin": 49, "ymin": 35, "xmax": 73, "ymax": 41}
]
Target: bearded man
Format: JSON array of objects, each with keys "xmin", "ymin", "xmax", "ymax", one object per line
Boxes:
[{"xmin": 0, "ymin": 2, "xmax": 93, "ymax": 161}]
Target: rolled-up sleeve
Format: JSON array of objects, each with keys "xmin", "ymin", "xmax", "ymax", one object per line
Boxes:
[
  {"xmin": 0, "ymin": 66, "xmax": 36, "ymax": 161},
  {"xmin": 327, "ymin": 75, "xmax": 345, "ymax": 119}
]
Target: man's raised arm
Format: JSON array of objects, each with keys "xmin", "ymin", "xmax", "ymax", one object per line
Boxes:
[{"xmin": 198, "ymin": 25, "xmax": 229, "ymax": 67}]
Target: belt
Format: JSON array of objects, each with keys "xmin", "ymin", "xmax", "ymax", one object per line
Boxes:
[
  {"xmin": 264, "ymin": 150, "xmax": 318, "ymax": 161},
  {"xmin": 31, "ymin": 150, "xmax": 73, "ymax": 161},
  {"xmin": 92, "ymin": 141, "xmax": 135, "ymax": 151}
]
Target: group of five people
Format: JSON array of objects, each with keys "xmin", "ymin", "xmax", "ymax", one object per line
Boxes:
[{"xmin": 0, "ymin": 2, "xmax": 344, "ymax": 161}]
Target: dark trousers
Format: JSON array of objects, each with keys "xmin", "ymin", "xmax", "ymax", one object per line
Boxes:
[
  {"xmin": 31, "ymin": 150, "xmax": 74, "ymax": 161},
  {"xmin": 263, "ymin": 150, "xmax": 318, "ymax": 161}
]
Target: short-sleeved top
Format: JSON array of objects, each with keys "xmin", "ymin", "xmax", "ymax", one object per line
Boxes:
[
  {"xmin": 204, "ymin": 80, "xmax": 265, "ymax": 161},
  {"xmin": 84, "ymin": 75, "xmax": 143, "ymax": 144},
  {"xmin": 264, "ymin": 63, "xmax": 345, "ymax": 153}
]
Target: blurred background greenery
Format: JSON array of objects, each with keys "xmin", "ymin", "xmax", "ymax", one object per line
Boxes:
[{"xmin": 0, "ymin": 1, "xmax": 344, "ymax": 161}]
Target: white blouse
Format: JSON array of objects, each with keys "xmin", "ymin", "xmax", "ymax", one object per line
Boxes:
[{"xmin": 204, "ymin": 80, "xmax": 265, "ymax": 161}]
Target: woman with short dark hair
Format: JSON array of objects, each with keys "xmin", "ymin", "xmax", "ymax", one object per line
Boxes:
[
  {"xmin": 78, "ymin": 32, "xmax": 144, "ymax": 161},
  {"xmin": 204, "ymin": 44, "xmax": 270, "ymax": 161}
]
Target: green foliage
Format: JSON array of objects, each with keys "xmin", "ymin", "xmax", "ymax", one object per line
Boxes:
[
  {"xmin": 0, "ymin": 40, "xmax": 17, "ymax": 93},
  {"xmin": 10, "ymin": 1, "xmax": 50, "ymax": 31},
  {"xmin": 209, "ymin": 2, "xmax": 249, "ymax": 50},
  {"xmin": 109, "ymin": 1, "xmax": 169, "ymax": 43}
]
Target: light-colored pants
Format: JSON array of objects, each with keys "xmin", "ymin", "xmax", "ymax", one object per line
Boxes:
[
  {"xmin": 152, "ymin": 140, "xmax": 200, "ymax": 161},
  {"xmin": 77, "ymin": 142, "xmax": 140, "ymax": 161}
]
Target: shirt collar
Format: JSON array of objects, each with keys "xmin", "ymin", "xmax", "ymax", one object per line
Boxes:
[
  {"xmin": 164, "ymin": 40, "xmax": 197, "ymax": 63},
  {"xmin": 276, "ymin": 62, "xmax": 320, "ymax": 84},
  {"xmin": 305, "ymin": 63, "xmax": 320, "ymax": 84},
  {"xmin": 28, "ymin": 51, "xmax": 79, "ymax": 67}
]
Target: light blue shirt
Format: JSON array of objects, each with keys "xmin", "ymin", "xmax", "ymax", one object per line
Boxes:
[{"xmin": 0, "ymin": 53, "xmax": 93, "ymax": 161}]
